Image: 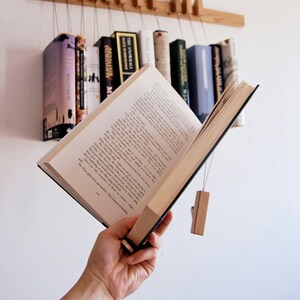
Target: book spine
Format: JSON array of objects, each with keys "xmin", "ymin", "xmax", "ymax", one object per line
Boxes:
[
  {"xmin": 169, "ymin": 39, "xmax": 190, "ymax": 105},
  {"xmin": 187, "ymin": 45, "xmax": 215, "ymax": 123},
  {"xmin": 75, "ymin": 35, "xmax": 87, "ymax": 124},
  {"xmin": 86, "ymin": 46, "xmax": 101, "ymax": 115},
  {"xmin": 218, "ymin": 38, "xmax": 244, "ymax": 126},
  {"xmin": 95, "ymin": 36, "xmax": 115, "ymax": 102},
  {"xmin": 111, "ymin": 31, "xmax": 140, "ymax": 85},
  {"xmin": 43, "ymin": 33, "xmax": 76, "ymax": 140},
  {"xmin": 153, "ymin": 30, "xmax": 171, "ymax": 83},
  {"xmin": 210, "ymin": 44, "xmax": 224, "ymax": 103},
  {"xmin": 138, "ymin": 29, "xmax": 155, "ymax": 67}
]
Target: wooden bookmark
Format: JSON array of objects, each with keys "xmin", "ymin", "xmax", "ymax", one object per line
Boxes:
[{"xmin": 191, "ymin": 190, "xmax": 210, "ymax": 235}]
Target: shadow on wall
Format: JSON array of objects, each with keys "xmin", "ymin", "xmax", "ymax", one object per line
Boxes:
[{"xmin": 1, "ymin": 47, "xmax": 43, "ymax": 141}]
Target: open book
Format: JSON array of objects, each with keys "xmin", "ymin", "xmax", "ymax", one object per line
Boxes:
[{"xmin": 38, "ymin": 65, "xmax": 258, "ymax": 252}]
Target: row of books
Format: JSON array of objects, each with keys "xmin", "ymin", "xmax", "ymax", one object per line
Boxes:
[{"xmin": 42, "ymin": 31, "xmax": 239, "ymax": 141}]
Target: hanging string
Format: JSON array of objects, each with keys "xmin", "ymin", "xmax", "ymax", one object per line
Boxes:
[
  {"xmin": 80, "ymin": 0, "xmax": 86, "ymax": 35},
  {"xmin": 198, "ymin": 14, "xmax": 209, "ymax": 44},
  {"xmin": 176, "ymin": 12, "xmax": 184, "ymax": 39},
  {"xmin": 154, "ymin": 9, "xmax": 161, "ymax": 30},
  {"xmin": 139, "ymin": 7, "xmax": 146, "ymax": 30},
  {"xmin": 93, "ymin": 0, "xmax": 100, "ymax": 42},
  {"xmin": 52, "ymin": 0, "xmax": 59, "ymax": 38},
  {"xmin": 188, "ymin": 15, "xmax": 198, "ymax": 45},
  {"xmin": 107, "ymin": 3, "xmax": 114, "ymax": 34},
  {"xmin": 122, "ymin": 5, "xmax": 131, "ymax": 32},
  {"xmin": 202, "ymin": 151, "xmax": 215, "ymax": 191},
  {"xmin": 66, "ymin": 0, "xmax": 72, "ymax": 33}
]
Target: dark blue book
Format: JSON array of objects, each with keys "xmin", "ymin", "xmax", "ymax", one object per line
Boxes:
[{"xmin": 187, "ymin": 45, "xmax": 215, "ymax": 123}]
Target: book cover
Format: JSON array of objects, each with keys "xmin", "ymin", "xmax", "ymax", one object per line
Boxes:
[
  {"xmin": 138, "ymin": 29, "xmax": 155, "ymax": 67},
  {"xmin": 210, "ymin": 44, "xmax": 224, "ymax": 103},
  {"xmin": 169, "ymin": 39, "xmax": 190, "ymax": 105},
  {"xmin": 94, "ymin": 36, "xmax": 115, "ymax": 102},
  {"xmin": 153, "ymin": 30, "xmax": 171, "ymax": 83},
  {"xmin": 218, "ymin": 38, "xmax": 244, "ymax": 126},
  {"xmin": 43, "ymin": 33, "xmax": 76, "ymax": 141},
  {"xmin": 38, "ymin": 65, "xmax": 258, "ymax": 251},
  {"xmin": 187, "ymin": 45, "xmax": 215, "ymax": 123},
  {"xmin": 110, "ymin": 31, "xmax": 140, "ymax": 86},
  {"xmin": 86, "ymin": 46, "xmax": 101, "ymax": 115},
  {"xmin": 75, "ymin": 35, "xmax": 87, "ymax": 124}
]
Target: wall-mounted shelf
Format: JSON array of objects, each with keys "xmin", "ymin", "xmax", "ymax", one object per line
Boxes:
[{"xmin": 46, "ymin": 0, "xmax": 245, "ymax": 27}]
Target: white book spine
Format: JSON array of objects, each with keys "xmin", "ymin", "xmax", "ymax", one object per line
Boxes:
[
  {"xmin": 138, "ymin": 29, "xmax": 155, "ymax": 67},
  {"xmin": 86, "ymin": 46, "xmax": 101, "ymax": 115}
]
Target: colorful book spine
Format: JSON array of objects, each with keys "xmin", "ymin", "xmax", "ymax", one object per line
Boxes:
[
  {"xmin": 43, "ymin": 33, "xmax": 76, "ymax": 140},
  {"xmin": 153, "ymin": 30, "xmax": 171, "ymax": 83},
  {"xmin": 138, "ymin": 29, "xmax": 155, "ymax": 67},
  {"xmin": 218, "ymin": 38, "xmax": 244, "ymax": 126},
  {"xmin": 94, "ymin": 36, "xmax": 115, "ymax": 102},
  {"xmin": 75, "ymin": 35, "xmax": 87, "ymax": 124},
  {"xmin": 110, "ymin": 31, "xmax": 140, "ymax": 86},
  {"xmin": 210, "ymin": 44, "xmax": 224, "ymax": 103},
  {"xmin": 186, "ymin": 45, "xmax": 215, "ymax": 123},
  {"xmin": 86, "ymin": 46, "xmax": 101, "ymax": 114},
  {"xmin": 169, "ymin": 39, "xmax": 190, "ymax": 105}
]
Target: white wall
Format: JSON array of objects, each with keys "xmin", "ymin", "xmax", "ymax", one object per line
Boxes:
[{"xmin": 1, "ymin": 0, "xmax": 300, "ymax": 299}]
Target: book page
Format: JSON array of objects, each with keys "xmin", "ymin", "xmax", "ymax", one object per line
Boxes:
[{"xmin": 47, "ymin": 66, "xmax": 202, "ymax": 225}]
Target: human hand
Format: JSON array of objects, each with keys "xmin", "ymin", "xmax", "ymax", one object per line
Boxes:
[{"xmin": 62, "ymin": 211, "xmax": 173, "ymax": 300}]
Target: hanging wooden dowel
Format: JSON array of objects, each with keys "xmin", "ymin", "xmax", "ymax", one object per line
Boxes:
[
  {"xmin": 182, "ymin": 0, "xmax": 192, "ymax": 15},
  {"xmin": 171, "ymin": 0, "xmax": 181, "ymax": 14},
  {"xmin": 193, "ymin": 0, "xmax": 202, "ymax": 16}
]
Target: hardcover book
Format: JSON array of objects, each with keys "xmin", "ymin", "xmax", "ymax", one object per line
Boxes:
[
  {"xmin": 43, "ymin": 33, "xmax": 76, "ymax": 141},
  {"xmin": 38, "ymin": 65, "xmax": 258, "ymax": 252},
  {"xmin": 138, "ymin": 29, "xmax": 155, "ymax": 67},
  {"xmin": 187, "ymin": 45, "xmax": 215, "ymax": 123},
  {"xmin": 210, "ymin": 44, "xmax": 224, "ymax": 103},
  {"xmin": 110, "ymin": 31, "xmax": 140, "ymax": 87},
  {"xmin": 86, "ymin": 46, "xmax": 101, "ymax": 115},
  {"xmin": 94, "ymin": 36, "xmax": 115, "ymax": 102},
  {"xmin": 75, "ymin": 35, "xmax": 87, "ymax": 124},
  {"xmin": 218, "ymin": 38, "xmax": 244, "ymax": 126},
  {"xmin": 153, "ymin": 30, "xmax": 171, "ymax": 83},
  {"xmin": 169, "ymin": 39, "xmax": 190, "ymax": 105}
]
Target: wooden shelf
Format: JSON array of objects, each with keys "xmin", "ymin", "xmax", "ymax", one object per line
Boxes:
[{"xmin": 47, "ymin": 0, "xmax": 245, "ymax": 27}]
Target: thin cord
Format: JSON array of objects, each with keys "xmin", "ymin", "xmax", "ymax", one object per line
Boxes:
[
  {"xmin": 107, "ymin": 3, "xmax": 114, "ymax": 34},
  {"xmin": 202, "ymin": 151, "xmax": 215, "ymax": 191},
  {"xmin": 93, "ymin": 0, "xmax": 100, "ymax": 42},
  {"xmin": 52, "ymin": 0, "xmax": 59, "ymax": 38},
  {"xmin": 154, "ymin": 9, "xmax": 161, "ymax": 30},
  {"xmin": 198, "ymin": 14, "xmax": 209, "ymax": 44},
  {"xmin": 80, "ymin": 0, "xmax": 86, "ymax": 35},
  {"xmin": 66, "ymin": 0, "xmax": 72, "ymax": 33},
  {"xmin": 188, "ymin": 15, "xmax": 198, "ymax": 45},
  {"xmin": 177, "ymin": 12, "xmax": 184, "ymax": 39},
  {"xmin": 122, "ymin": 5, "xmax": 130, "ymax": 32},
  {"xmin": 139, "ymin": 7, "xmax": 146, "ymax": 29}
]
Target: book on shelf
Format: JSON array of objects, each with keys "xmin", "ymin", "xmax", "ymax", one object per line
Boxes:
[
  {"xmin": 187, "ymin": 44, "xmax": 215, "ymax": 123},
  {"xmin": 42, "ymin": 33, "xmax": 76, "ymax": 141},
  {"xmin": 218, "ymin": 38, "xmax": 244, "ymax": 126},
  {"xmin": 75, "ymin": 35, "xmax": 88, "ymax": 124},
  {"xmin": 110, "ymin": 31, "xmax": 140, "ymax": 87},
  {"xmin": 94, "ymin": 36, "xmax": 115, "ymax": 102},
  {"xmin": 37, "ymin": 65, "xmax": 258, "ymax": 252},
  {"xmin": 169, "ymin": 39, "xmax": 190, "ymax": 105},
  {"xmin": 138, "ymin": 29, "xmax": 155, "ymax": 67},
  {"xmin": 153, "ymin": 30, "xmax": 171, "ymax": 83},
  {"xmin": 210, "ymin": 44, "xmax": 224, "ymax": 103},
  {"xmin": 86, "ymin": 46, "xmax": 101, "ymax": 115}
]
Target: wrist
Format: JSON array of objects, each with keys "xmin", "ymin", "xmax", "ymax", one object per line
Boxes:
[{"xmin": 62, "ymin": 268, "xmax": 114, "ymax": 300}]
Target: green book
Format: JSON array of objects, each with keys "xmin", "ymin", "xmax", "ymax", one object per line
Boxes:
[{"xmin": 170, "ymin": 39, "xmax": 190, "ymax": 105}]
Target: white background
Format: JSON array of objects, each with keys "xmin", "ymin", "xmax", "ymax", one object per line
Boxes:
[{"xmin": 1, "ymin": 0, "xmax": 299, "ymax": 299}]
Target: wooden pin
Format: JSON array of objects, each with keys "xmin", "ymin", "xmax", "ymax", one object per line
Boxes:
[{"xmin": 191, "ymin": 190, "xmax": 210, "ymax": 235}]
